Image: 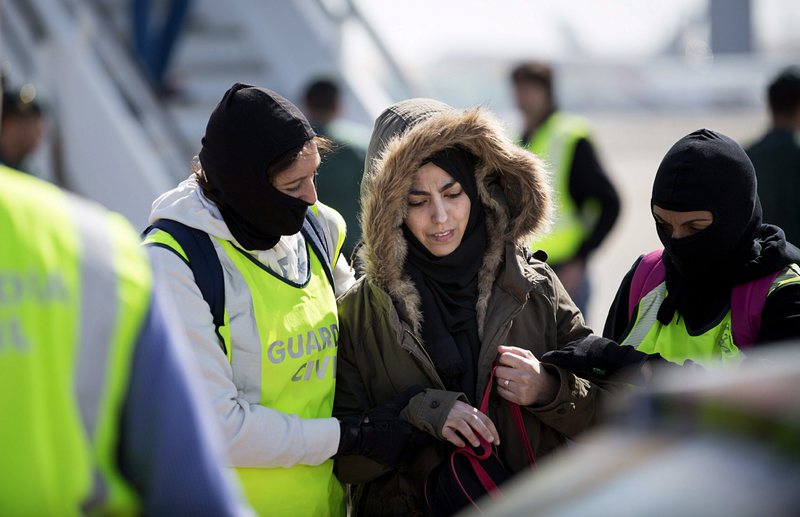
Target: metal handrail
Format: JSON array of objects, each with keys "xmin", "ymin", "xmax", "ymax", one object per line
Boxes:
[
  {"xmin": 4, "ymin": 0, "xmax": 192, "ymax": 180},
  {"xmin": 313, "ymin": 0, "xmax": 421, "ymax": 100}
]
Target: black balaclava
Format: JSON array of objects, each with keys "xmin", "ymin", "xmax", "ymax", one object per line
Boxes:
[
  {"xmin": 198, "ymin": 83, "xmax": 316, "ymax": 250},
  {"xmin": 402, "ymin": 146, "xmax": 487, "ymax": 401},
  {"xmin": 651, "ymin": 128, "xmax": 800, "ymax": 327}
]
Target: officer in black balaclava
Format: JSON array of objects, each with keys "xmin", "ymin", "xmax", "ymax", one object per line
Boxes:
[
  {"xmin": 198, "ymin": 83, "xmax": 317, "ymax": 251},
  {"xmin": 651, "ymin": 128, "xmax": 800, "ymax": 331},
  {"xmin": 546, "ymin": 128, "xmax": 800, "ymax": 383}
]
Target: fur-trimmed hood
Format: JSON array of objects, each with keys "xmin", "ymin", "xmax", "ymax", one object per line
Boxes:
[{"xmin": 358, "ymin": 102, "xmax": 552, "ymax": 335}]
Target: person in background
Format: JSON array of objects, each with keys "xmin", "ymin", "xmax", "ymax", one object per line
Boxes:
[
  {"xmin": 510, "ymin": 61, "xmax": 620, "ymax": 317},
  {"xmin": 600, "ymin": 129, "xmax": 800, "ymax": 369},
  {"xmin": 746, "ymin": 66, "xmax": 800, "ymax": 246},
  {"xmin": 0, "ymin": 83, "xmax": 45, "ymax": 173},
  {"xmin": 0, "ymin": 162, "xmax": 249, "ymax": 515},
  {"xmin": 334, "ymin": 98, "xmax": 619, "ymax": 516},
  {"xmin": 131, "ymin": 0, "xmax": 192, "ymax": 96},
  {"xmin": 303, "ymin": 77, "xmax": 369, "ymax": 259},
  {"xmin": 144, "ymin": 83, "xmax": 415, "ymax": 515}
]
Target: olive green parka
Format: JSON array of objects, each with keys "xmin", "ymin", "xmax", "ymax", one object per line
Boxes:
[{"xmin": 334, "ymin": 102, "xmax": 609, "ymax": 516}]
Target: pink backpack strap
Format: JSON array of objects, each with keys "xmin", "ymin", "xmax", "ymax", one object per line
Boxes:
[
  {"xmin": 628, "ymin": 250, "xmax": 667, "ymax": 321},
  {"xmin": 731, "ymin": 270, "xmax": 782, "ymax": 349}
]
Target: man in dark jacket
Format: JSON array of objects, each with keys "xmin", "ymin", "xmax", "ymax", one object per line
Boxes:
[
  {"xmin": 511, "ymin": 62, "xmax": 620, "ymax": 317},
  {"xmin": 746, "ymin": 66, "xmax": 800, "ymax": 246}
]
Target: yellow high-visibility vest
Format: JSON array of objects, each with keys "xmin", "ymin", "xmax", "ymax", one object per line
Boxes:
[
  {"xmin": 0, "ymin": 165, "xmax": 151, "ymax": 515},
  {"xmin": 526, "ymin": 112, "xmax": 594, "ymax": 265},
  {"xmin": 145, "ymin": 205, "xmax": 346, "ymax": 516},
  {"xmin": 622, "ymin": 264, "xmax": 800, "ymax": 367}
]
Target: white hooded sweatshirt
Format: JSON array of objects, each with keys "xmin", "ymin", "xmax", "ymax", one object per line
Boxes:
[{"xmin": 146, "ymin": 175, "xmax": 355, "ymax": 468}]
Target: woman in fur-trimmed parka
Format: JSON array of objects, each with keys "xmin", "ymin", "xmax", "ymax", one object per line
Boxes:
[{"xmin": 333, "ymin": 99, "xmax": 617, "ymax": 516}]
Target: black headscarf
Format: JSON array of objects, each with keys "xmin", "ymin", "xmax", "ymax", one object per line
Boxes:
[
  {"xmin": 651, "ymin": 128, "xmax": 800, "ymax": 328},
  {"xmin": 199, "ymin": 83, "xmax": 316, "ymax": 250},
  {"xmin": 402, "ymin": 147, "xmax": 487, "ymax": 401}
]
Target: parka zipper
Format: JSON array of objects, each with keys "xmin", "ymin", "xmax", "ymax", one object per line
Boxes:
[
  {"xmin": 476, "ymin": 301, "xmax": 526, "ymax": 400},
  {"xmin": 484, "ymin": 304, "xmax": 525, "ymax": 352}
]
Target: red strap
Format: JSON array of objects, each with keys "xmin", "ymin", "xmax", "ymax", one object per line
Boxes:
[
  {"xmin": 466, "ymin": 454, "xmax": 502, "ymax": 497},
  {"xmin": 470, "ymin": 366, "xmax": 535, "ymax": 466},
  {"xmin": 478, "ymin": 367, "xmax": 497, "ymax": 414},
  {"xmin": 450, "ymin": 454, "xmax": 483, "ymax": 511},
  {"xmin": 511, "ymin": 403, "xmax": 536, "ymax": 466},
  {"xmin": 731, "ymin": 270, "xmax": 781, "ymax": 349}
]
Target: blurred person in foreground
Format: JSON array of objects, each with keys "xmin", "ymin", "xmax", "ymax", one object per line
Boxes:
[
  {"xmin": 545, "ymin": 129, "xmax": 800, "ymax": 385},
  {"xmin": 303, "ymin": 77, "xmax": 369, "ymax": 259},
  {"xmin": 333, "ymin": 98, "xmax": 620, "ymax": 516},
  {"xmin": 465, "ymin": 345, "xmax": 800, "ymax": 517},
  {"xmin": 510, "ymin": 61, "xmax": 620, "ymax": 317},
  {"xmin": 0, "ymin": 84, "xmax": 46, "ymax": 173},
  {"xmin": 0, "ymin": 165, "xmax": 247, "ymax": 513},
  {"xmin": 144, "ymin": 83, "xmax": 411, "ymax": 515},
  {"xmin": 746, "ymin": 66, "xmax": 800, "ymax": 246}
]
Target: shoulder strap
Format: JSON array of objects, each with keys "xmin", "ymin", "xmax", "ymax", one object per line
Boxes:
[
  {"xmin": 302, "ymin": 210, "xmax": 335, "ymax": 290},
  {"xmin": 628, "ymin": 250, "xmax": 666, "ymax": 321},
  {"xmin": 730, "ymin": 270, "xmax": 782, "ymax": 350},
  {"xmin": 143, "ymin": 220, "xmax": 227, "ymax": 355}
]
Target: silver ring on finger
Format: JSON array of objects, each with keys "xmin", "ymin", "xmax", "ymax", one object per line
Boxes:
[{"xmin": 503, "ymin": 379, "xmax": 509, "ymax": 387}]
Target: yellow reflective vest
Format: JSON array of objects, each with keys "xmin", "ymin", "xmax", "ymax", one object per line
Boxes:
[
  {"xmin": 0, "ymin": 165, "xmax": 151, "ymax": 515},
  {"xmin": 526, "ymin": 112, "xmax": 595, "ymax": 265},
  {"xmin": 145, "ymin": 206, "xmax": 346, "ymax": 516},
  {"xmin": 623, "ymin": 264, "xmax": 800, "ymax": 367}
]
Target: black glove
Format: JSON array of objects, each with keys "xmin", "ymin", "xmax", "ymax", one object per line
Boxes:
[
  {"xmin": 335, "ymin": 385, "xmax": 428, "ymax": 467},
  {"xmin": 541, "ymin": 335, "xmax": 665, "ymax": 384},
  {"xmin": 542, "ymin": 336, "xmax": 707, "ymax": 386}
]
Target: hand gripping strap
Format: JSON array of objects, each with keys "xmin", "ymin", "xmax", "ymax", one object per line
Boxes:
[{"xmin": 470, "ymin": 366, "xmax": 536, "ymax": 466}]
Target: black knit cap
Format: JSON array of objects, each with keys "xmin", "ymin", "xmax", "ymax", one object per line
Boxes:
[{"xmin": 198, "ymin": 83, "xmax": 315, "ymax": 197}]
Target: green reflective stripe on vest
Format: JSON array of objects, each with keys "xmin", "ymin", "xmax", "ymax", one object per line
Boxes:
[
  {"xmin": 145, "ymin": 229, "xmax": 231, "ymax": 357},
  {"xmin": 527, "ymin": 113, "xmax": 590, "ymax": 264},
  {"xmin": 622, "ymin": 278, "xmax": 744, "ymax": 367},
  {"xmin": 143, "ymin": 228, "xmax": 189, "ymax": 262},
  {"xmin": 769, "ymin": 263, "xmax": 800, "ymax": 295},
  {"xmin": 624, "ymin": 306, "xmax": 741, "ymax": 368},
  {"xmin": 0, "ymin": 166, "xmax": 146, "ymax": 515},
  {"xmin": 219, "ymin": 239, "xmax": 345, "ymax": 516},
  {"xmin": 311, "ymin": 203, "xmax": 346, "ymax": 266},
  {"xmin": 621, "ymin": 268, "xmax": 800, "ymax": 367},
  {"xmin": 329, "ymin": 210, "xmax": 347, "ymax": 266}
]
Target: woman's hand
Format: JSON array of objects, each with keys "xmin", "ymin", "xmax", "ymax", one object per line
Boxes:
[
  {"xmin": 441, "ymin": 401, "xmax": 500, "ymax": 448},
  {"xmin": 496, "ymin": 345, "xmax": 559, "ymax": 406}
]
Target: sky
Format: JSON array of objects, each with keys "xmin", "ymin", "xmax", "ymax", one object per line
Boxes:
[
  {"xmin": 341, "ymin": 0, "xmax": 800, "ymax": 114},
  {"xmin": 355, "ymin": 0, "xmax": 700, "ymax": 64},
  {"xmin": 352, "ymin": 0, "xmax": 799, "ymax": 65}
]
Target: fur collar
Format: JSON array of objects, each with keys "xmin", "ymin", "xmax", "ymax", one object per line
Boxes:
[{"xmin": 358, "ymin": 107, "xmax": 552, "ymax": 336}]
